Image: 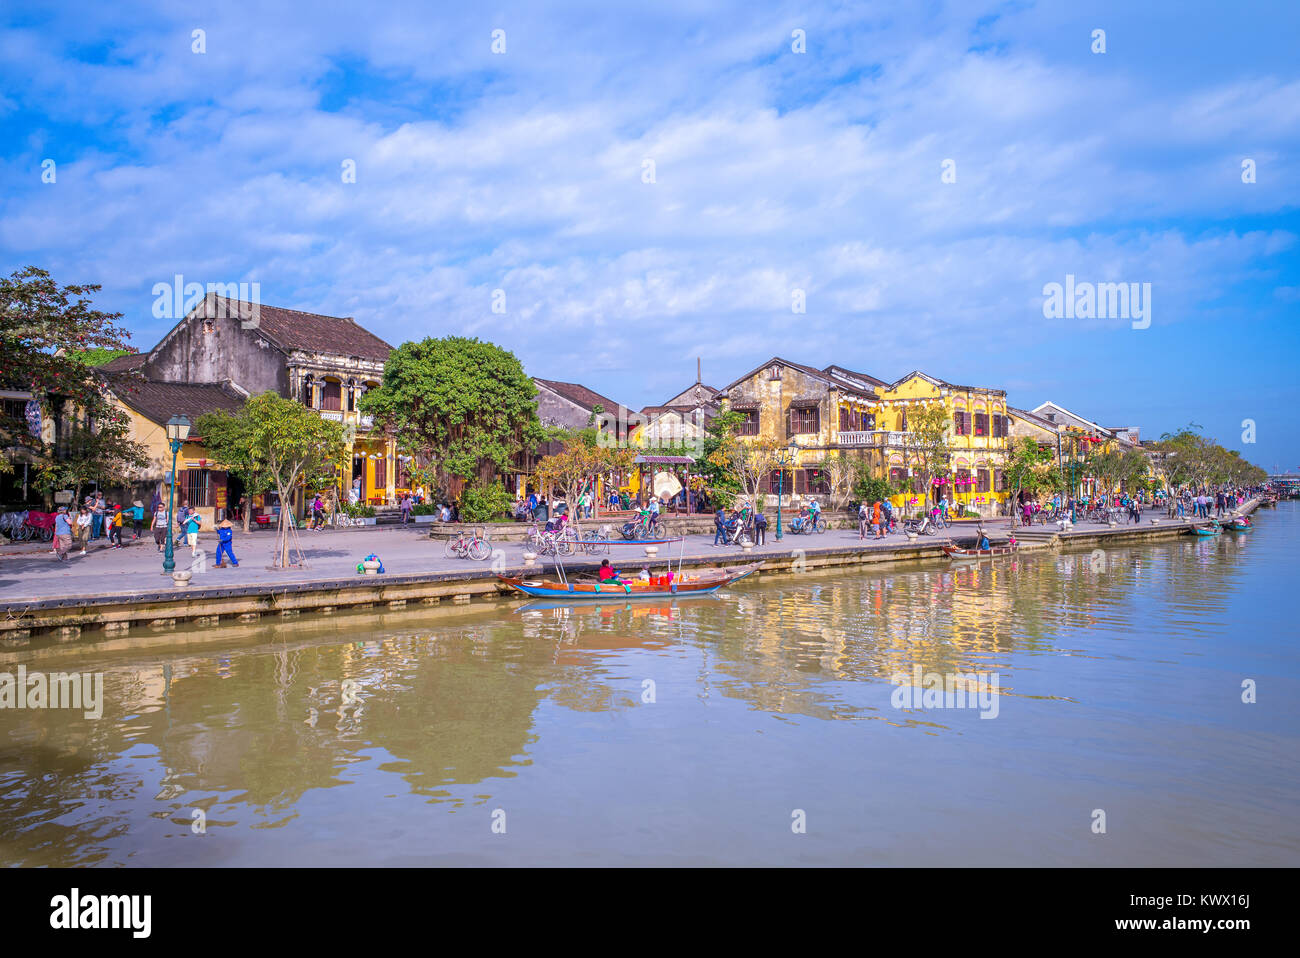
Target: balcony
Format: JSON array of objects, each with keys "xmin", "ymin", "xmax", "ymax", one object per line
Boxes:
[{"xmin": 837, "ymin": 430, "xmax": 908, "ymax": 448}]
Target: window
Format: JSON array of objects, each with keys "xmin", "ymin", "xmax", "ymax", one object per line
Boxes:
[
  {"xmin": 974, "ymin": 413, "xmax": 989, "ymax": 437},
  {"xmin": 737, "ymin": 410, "xmax": 760, "ymax": 436},
  {"xmin": 976, "ymin": 469, "xmax": 990, "ymax": 492},
  {"xmin": 994, "ymin": 469, "xmax": 1005, "ymax": 492},
  {"xmin": 2, "ymin": 398, "xmax": 27, "ymax": 421},
  {"xmin": 956, "ymin": 468, "xmax": 972, "ymax": 491},
  {"xmin": 801, "ymin": 469, "xmax": 830, "ymax": 495},
  {"xmin": 953, "ymin": 411, "xmax": 968, "ymax": 436},
  {"xmin": 898, "ymin": 409, "xmax": 907, "ymax": 432},
  {"xmin": 788, "ymin": 406, "xmax": 819, "ymax": 435},
  {"xmin": 372, "ymin": 457, "xmax": 387, "ymax": 492},
  {"xmin": 322, "ymin": 381, "xmax": 342, "ymax": 411},
  {"xmin": 765, "ymin": 469, "xmax": 794, "ymax": 494},
  {"xmin": 865, "ymin": 412, "xmax": 875, "ymax": 430},
  {"xmin": 183, "ymin": 468, "xmax": 212, "ymax": 507}
]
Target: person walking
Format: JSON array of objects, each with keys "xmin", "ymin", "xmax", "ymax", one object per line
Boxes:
[
  {"xmin": 54, "ymin": 507, "xmax": 73, "ymax": 561},
  {"xmin": 131, "ymin": 499, "xmax": 144, "ymax": 539},
  {"xmin": 75, "ymin": 505, "xmax": 92, "ymax": 555},
  {"xmin": 872, "ymin": 500, "xmax": 884, "ymax": 539},
  {"xmin": 858, "ymin": 500, "xmax": 869, "ymax": 539},
  {"xmin": 90, "ymin": 492, "xmax": 106, "ymax": 541},
  {"xmin": 152, "ymin": 501, "xmax": 168, "ymax": 551},
  {"xmin": 713, "ymin": 506, "xmax": 728, "ymax": 546},
  {"xmin": 108, "ymin": 506, "xmax": 125, "ymax": 548},
  {"xmin": 753, "ymin": 509, "xmax": 767, "ymax": 545},
  {"xmin": 214, "ymin": 518, "xmax": 239, "ymax": 567},
  {"xmin": 400, "ymin": 494, "xmax": 413, "ymax": 523},
  {"xmin": 183, "ymin": 509, "xmax": 203, "ymax": 557}
]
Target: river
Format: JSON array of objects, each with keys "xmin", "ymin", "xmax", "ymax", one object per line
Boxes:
[{"xmin": 2, "ymin": 503, "xmax": 1296, "ymax": 866}]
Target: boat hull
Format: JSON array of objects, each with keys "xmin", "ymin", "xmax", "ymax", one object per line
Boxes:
[
  {"xmin": 943, "ymin": 543, "xmax": 1019, "ymax": 559},
  {"xmin": 497, "ymin": 562, "xmax": 762, "ymax": 600}
]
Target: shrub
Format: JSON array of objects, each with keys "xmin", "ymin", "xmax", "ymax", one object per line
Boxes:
[{"xmin": 458, "ymin": 479, "xmax": 513, "ymax": 523}]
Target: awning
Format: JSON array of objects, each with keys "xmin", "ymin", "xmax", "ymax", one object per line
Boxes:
[
  {"xmin": 634, "ymin": 455, "xmax": 695, "ymax": 464},
  {"xmin": 787, "ymin": 398, "xmax": 821, "ymax": 410}
]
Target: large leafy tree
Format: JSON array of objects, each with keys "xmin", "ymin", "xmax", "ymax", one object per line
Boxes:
[
  {"xmin": 198, "ymin": 392, "xmax": 347, "ymax": 566},
  {"xmin": 1, "ymin": 267, "xmax": 144, "ymax": 501},
  {"xmin": 359, "ymin": 337, "xmax": 544, "ymax": 491},
  {"xmin": 195, "ymin": 404, "xmax": 275, "ymax": 533}
]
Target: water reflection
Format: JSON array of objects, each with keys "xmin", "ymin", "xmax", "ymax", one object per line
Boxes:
[{"xmin": 0, "ymin": 506, "xmax": 1293, "ymax": 866}]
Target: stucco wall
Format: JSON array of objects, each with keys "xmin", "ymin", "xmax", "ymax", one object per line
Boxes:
[{"xmin": 145, "ymin": 311, "xmax": 286, "ymax": 396}]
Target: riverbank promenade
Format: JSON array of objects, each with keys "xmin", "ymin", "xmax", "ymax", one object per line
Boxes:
[{"xmin": 0, "ymin": 500, "xmax": 1261, "ymax": 648}]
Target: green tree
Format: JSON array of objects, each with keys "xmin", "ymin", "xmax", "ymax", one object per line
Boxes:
[
  {"xmin": 198, "ymin": 392, "xmax": 347, "ymax": 566},
  {"xmin": 34, "ymin": 417, "xmax": 148, "ymax": 508},
  {"xmin": 0, "ymin": 267, "xmax": 137, "ymax": 494},
  {"xmin": 359, "ymin": 337, "xmax": 544, "ymax": 491},
  {"xmin": 196, "ymin": 404, "xmax": 275, "ymax": 533},
  {"xmin": 691, "ymin": 409, "xmax": 745, "ymax": 507}
]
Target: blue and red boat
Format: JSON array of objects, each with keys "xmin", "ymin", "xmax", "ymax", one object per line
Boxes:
[{"xmin": 498, "ymin": 562, "xmax": 762, "ymax": 600}]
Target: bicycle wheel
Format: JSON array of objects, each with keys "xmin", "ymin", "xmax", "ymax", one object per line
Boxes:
[
  {"xmin": 591, "ymin": 531, "xmax": 610, "ymax": 555},
  {"xmin": 443, "ymin": 536, "xmax": 458, "ymax": 558},
  {"xmin": 557, "ymin": 531, "xmax": 574, "ymax": 556},
  {"xmin": 469, "ymin": 538, "xmax": 491, "ymax": 561}
]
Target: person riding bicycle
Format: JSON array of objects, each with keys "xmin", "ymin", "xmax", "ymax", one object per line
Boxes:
[{"xmin": 807, "ymin": 498, "xmax": 822, "ymax": 531}]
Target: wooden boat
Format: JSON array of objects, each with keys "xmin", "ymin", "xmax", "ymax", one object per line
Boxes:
[
  {"xmin": 1225, "ymin": 517, "xmax": 1252, "ymax": 531},
  {"xmin": 1190, "ymin": 521, "xmax": 1220, "ymax": 536},
  {"xmin": 943, "ymin": 542, "xmax": 1019, "ymax": 559},
  {"xmin": 498, "ymin": 562, "xmax": 762, "ymax": 599}
]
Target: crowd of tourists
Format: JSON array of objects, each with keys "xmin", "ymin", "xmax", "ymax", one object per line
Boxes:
[{"xmin": 49, "ymin": 490, "xmax": 239, "ymax": 567}]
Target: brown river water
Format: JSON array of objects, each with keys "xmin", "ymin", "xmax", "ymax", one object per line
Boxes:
[{"xmin": 1, "ymin": 504, "xmax": 1297, "ymax": 866}]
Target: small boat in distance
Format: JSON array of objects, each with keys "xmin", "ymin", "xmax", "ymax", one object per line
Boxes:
[
  {"xmin": 1225, "ymin": 517, "xmax": 1252, "ymax": 531},
  {"xmin": 1190, "ymin": 520, "xmax": 1221, "ymax": 537}
]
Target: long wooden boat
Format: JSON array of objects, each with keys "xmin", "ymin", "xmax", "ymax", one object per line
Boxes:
[
  {"xmin": 943, "ymin": 542, "xmax": 1019, "ymax": 559},
  {"xmin": 1190, "ymin": 521, "xmax": 1220, "ymax": 536},
  {"xmin": 498, "ymin": 562, "xmax": 762, "ymax": 599},
  {"xmin": 1225, "ymin": 517, "xmax": 1252, "ymax": 531}
]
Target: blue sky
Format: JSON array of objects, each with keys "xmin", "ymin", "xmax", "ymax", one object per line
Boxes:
[{"xmin": 2, "ymin": 0, "xmax": 1297, "ymax": 470}]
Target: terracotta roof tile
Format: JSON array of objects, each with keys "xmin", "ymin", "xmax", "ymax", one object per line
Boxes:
[{"xmin": 210, "ymin": 297, "xmax": 393, "ymax": 362}]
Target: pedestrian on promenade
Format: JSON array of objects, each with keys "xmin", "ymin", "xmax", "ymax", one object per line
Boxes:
[
  {"xmin": 152, "ymin": 502, "xmax": 168, "ymax": 551},
  {"xmin": 753, "ymin": 510, "xmax": 767, "ymax": 545},
  {"xmin": 183, "ymin": 509, "xmax": 203, "ymax": 557},
  {"xmin": 90, "ymin": 492, "xmax": 105, "ymax": 540},
  {"xmin": 399, "ymin": 494, "xmax": 413, "ymax": 523},
  {"xmin": 872, "ymin": 500, "xmax": 883, "ymax": 538},
  {"xmin": 131, "ymin": 499, "xmax": 144, "ymax": 538},
  {"xmin": 54, "ymin": 507, "xmax": 73, "ymax": 561},
  {"xmin": 311, "ymin": 494, "xmax": 326, "ymax": 528},
  {"xmin": 713, "ymin": 506, "xmax": 727, "ymax": 546},
  {"xmin": 108, "ymin": 506, "xmax": 125, "ymax": 548},
  {"xmin": 75, "ymin": 505, "xmax": 91, "ymax": 555},
  {"xmin": 939, "ymin": 495, "xmax": 949, "ymax": 523},
  {"xmin": 214, "ymin": 518, "xmax": 239, "ymax": 567},
  {"xmin": 857, "ymin": 501, "xmax": 869, "ymax": 539}
]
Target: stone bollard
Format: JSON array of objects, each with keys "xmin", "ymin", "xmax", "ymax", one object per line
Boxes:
[
  {"xmin": 522, "ymin": 551, "xmax": 537, "ymax": 569},
  {"xmin": 644, "ymin": 546, "xmax": 659, "ymax": 559},
  {"xmin": 172, "ymin": 570, "xmax": 192, "ymax": 588},
  {"xmin": 362, "ymin": 558, "xmax": 381, "ymax": 575}
]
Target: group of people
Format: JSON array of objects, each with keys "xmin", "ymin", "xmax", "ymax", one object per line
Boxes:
[
  {"xmin": 51, "ymin": 490, "xmax": 238, "ymax": 567},
  {"xmin": 857, "ymin": 498, "xmax": 894, "ymax": 538}
]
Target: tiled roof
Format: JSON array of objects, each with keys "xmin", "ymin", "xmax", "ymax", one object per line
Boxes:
[
  {"xmin": 112, "ymin": 379, "xmax": 245, "ymax": 426},
  {"xmin": 99, "ymin": 353, "xmax": 146, "ymax": 373},
  {"xmin": 533, "ymin": 378, "xmax": 628, "ymax": 413},
  {"xmin": 209, "ymin": 297, "xmax": 393, "ymax": 362}
]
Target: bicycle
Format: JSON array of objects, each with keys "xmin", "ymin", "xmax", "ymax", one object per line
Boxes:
[{"xmin": 443, "ymin": 526, "xmax": 491, "ymax": 560}]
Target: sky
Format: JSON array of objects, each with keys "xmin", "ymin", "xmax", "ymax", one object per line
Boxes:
[{"xmin": 1, "ymin": 0, "xmax": 1297, "ymax": 470}]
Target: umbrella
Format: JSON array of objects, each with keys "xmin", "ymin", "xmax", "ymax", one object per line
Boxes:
[{"xmin": 653, "ymin": 471, "xmax": 683, "ymax": 500}]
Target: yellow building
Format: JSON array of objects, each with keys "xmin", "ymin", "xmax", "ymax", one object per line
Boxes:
[{"xmin": 873, "ymin": 372, "xmax": 1011, "ymax": 515}]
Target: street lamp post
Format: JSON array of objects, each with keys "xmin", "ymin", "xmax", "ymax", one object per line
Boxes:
[
  {"xmin": 775, "ymin": 441, "xmax": 798, "ymax": 541},
  {"xmin": 162, "ymin": 414, "xmax": 192, "ymax": 575}
]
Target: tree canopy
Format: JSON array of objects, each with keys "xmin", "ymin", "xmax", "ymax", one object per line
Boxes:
[{"xmin": 359, "ymin": 336, "xmax": 544, "ymax": 490}]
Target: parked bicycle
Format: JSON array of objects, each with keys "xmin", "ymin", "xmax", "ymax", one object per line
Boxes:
[{"xmin": 444, "ymin": 526, "xmax": 491, "ymax": 560}]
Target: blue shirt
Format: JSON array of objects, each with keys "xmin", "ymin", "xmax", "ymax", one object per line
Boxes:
[{"xmin": 55, "ymin": 513, "xmax": 72, "ymax": 535}]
